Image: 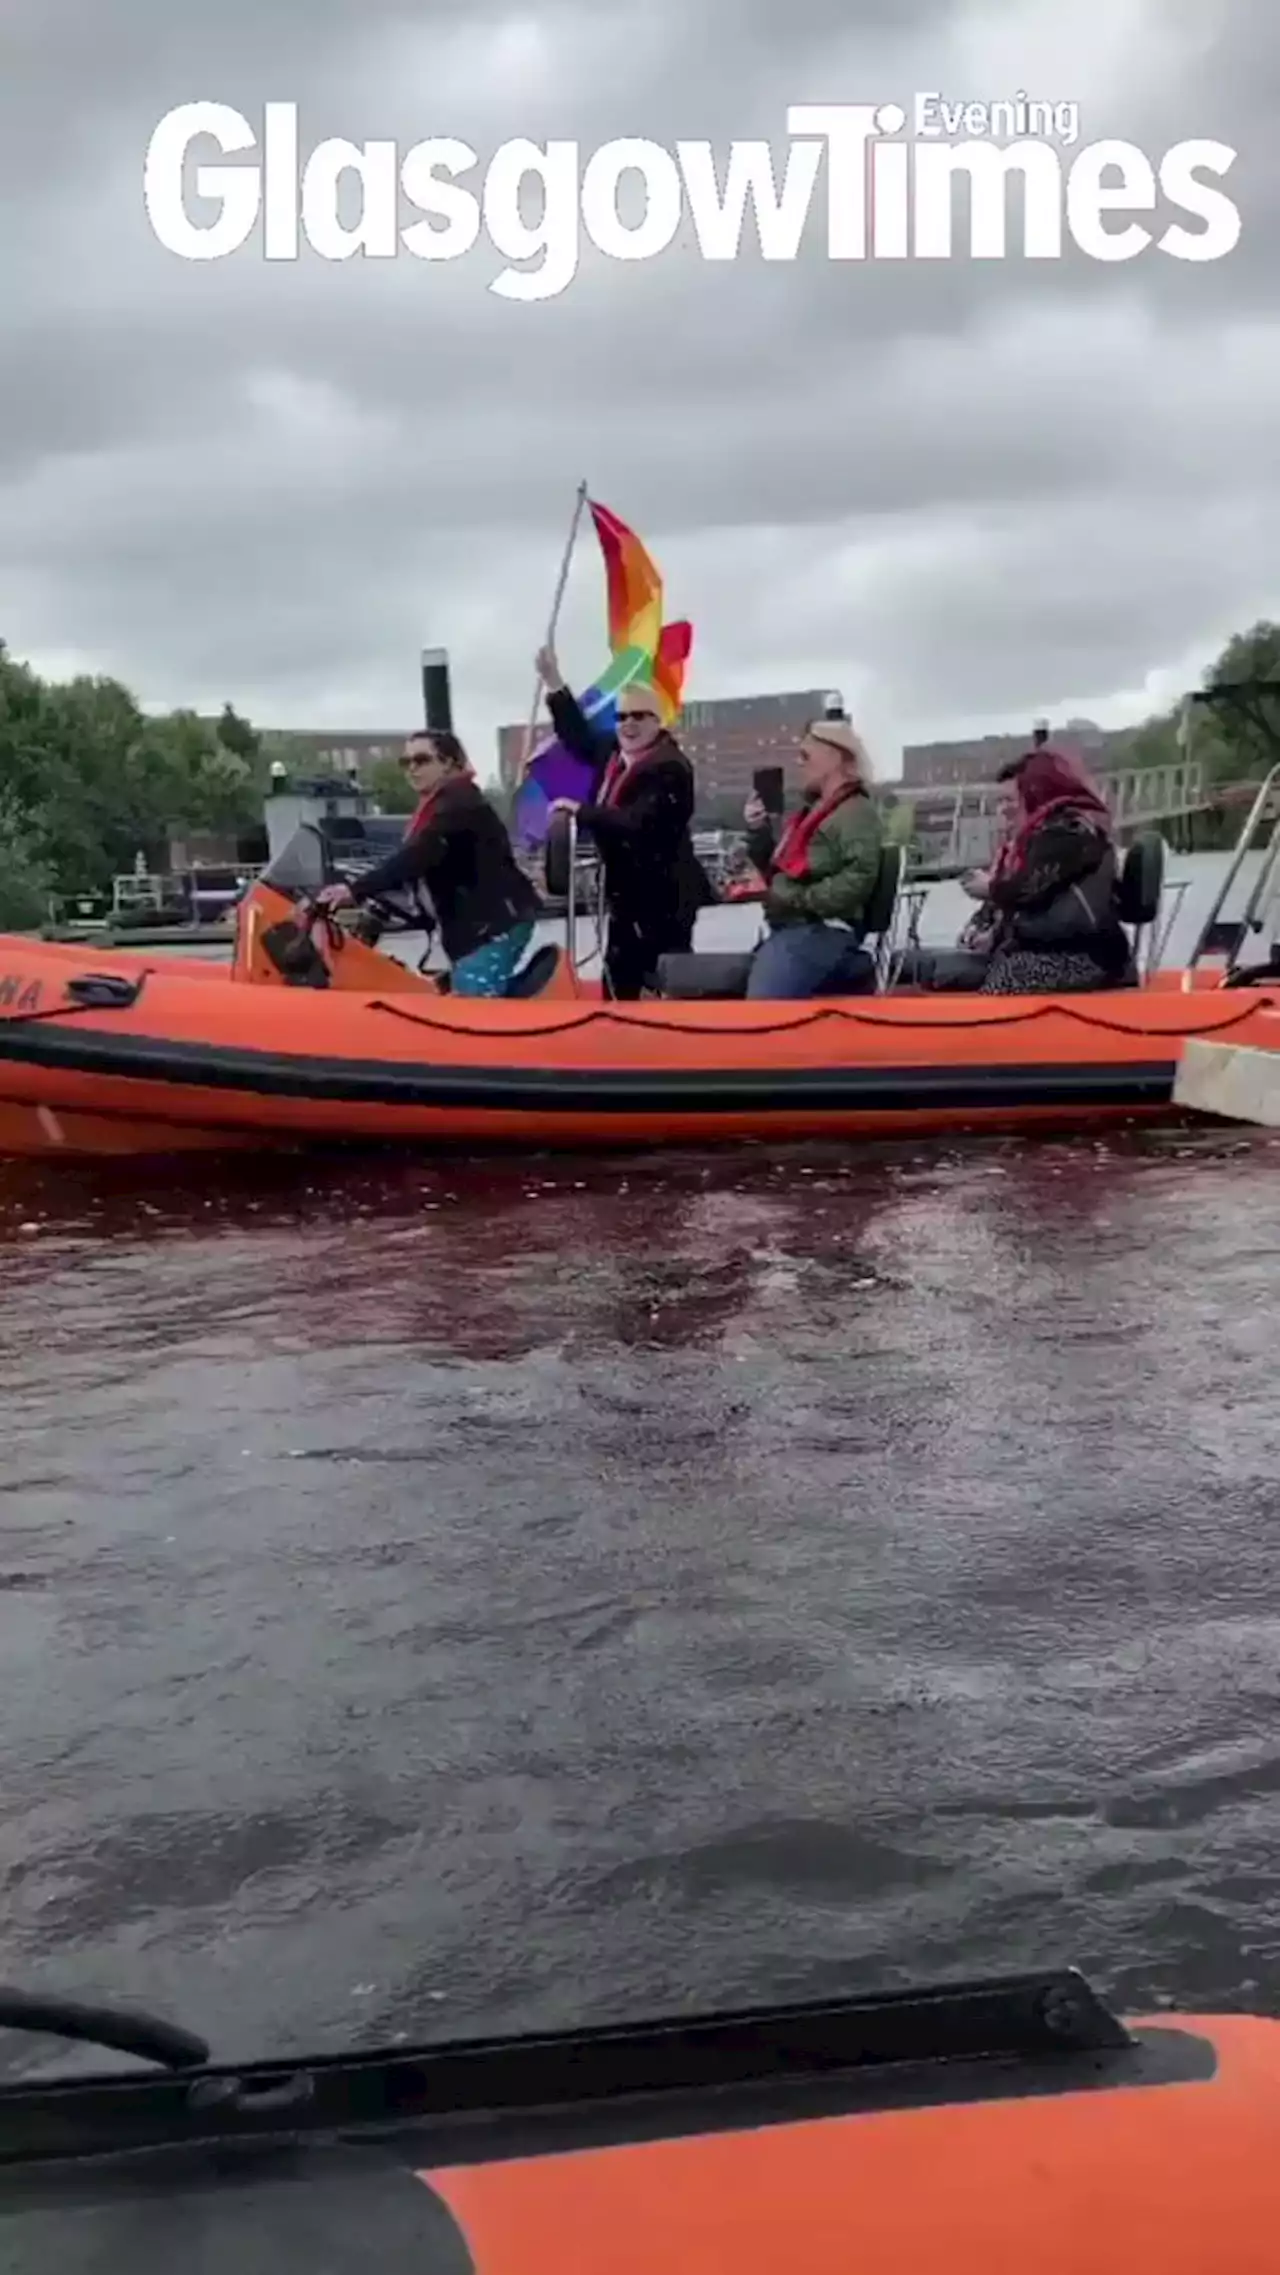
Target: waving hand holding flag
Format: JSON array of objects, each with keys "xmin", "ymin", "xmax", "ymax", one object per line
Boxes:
[{"xmin": 513, "ymin": 499, "xmax": 692, "ymax": 846}]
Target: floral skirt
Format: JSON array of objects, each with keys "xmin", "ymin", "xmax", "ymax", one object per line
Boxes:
[{"xmin": 979, "ymin": 947, "xmax": 1113, "ymax": 994}]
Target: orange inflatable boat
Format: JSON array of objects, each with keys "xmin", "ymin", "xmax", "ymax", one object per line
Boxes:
[
  {"xmin": 2, "ymin": 1967, "xmax": 1280, "ymax": 2270},
  {"xmin": 0, "ymin": 822, "xmax": 1277, "ymax": 1159}
]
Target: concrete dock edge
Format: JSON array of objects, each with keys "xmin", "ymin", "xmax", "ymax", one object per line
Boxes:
[{"xmin": 1173, "ymin": 1033, "xmax": 1280, "ymax": 1124}]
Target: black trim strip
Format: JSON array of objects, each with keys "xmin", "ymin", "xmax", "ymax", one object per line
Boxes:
[
  {"xmin": 0, "ymin": 2031, "xmax": 1219, "ymax": 2201},
  {"xmin": 0, "ymin": 1970, "xmax": 1216, "ymax": 2174},
  {"xmin": 0, "ymin": 1021, "xmax": 1178, "ymax": 1117}
]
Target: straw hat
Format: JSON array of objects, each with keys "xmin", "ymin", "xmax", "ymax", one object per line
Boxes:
[{"xmin": 806, "ymin": 716, "xmax": 870, "ymax": 777}]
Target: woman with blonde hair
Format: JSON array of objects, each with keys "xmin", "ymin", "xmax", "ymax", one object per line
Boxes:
[
  {"xmin": 741, "ymin": 716, "xmax": 883, "ymax": 998},
  {"xmin": 536, "ymin": 644, "xmax": 709, "ymax": 998}
]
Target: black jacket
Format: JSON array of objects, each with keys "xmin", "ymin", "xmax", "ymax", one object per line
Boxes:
[
  {"xmin": 987, "ymin": 812, "xmax": 1129, "ymax": 972},
  {"xmin": 350, "ymin": 778, "xmax": 539, "ymax": 962},
  {"xmin": 546, "ymin": 687, "xmax": 711, "ymax": 927}
]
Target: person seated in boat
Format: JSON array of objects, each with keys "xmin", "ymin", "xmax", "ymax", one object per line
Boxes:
[
  {"xmin": 959, "ymin": 780, "xmax": 1018, "ymax": 947},
  {"xmin": 534, "ymin": 644, "xmax": 711, "ymax": 999},
  {"xmin": 740, "ymin": 718, "xmax": 882, "ymax": 997},
  {"xmin": 975, "ymin": 746, "xmax": 1133, "ymax": 994},
  {"xmin": 312, "ymin": 730, "xmax": 540, "ymax": 995},
  {"xmin": 905, "ymin": 764, "xmax": 1023, "ymax": 990}
]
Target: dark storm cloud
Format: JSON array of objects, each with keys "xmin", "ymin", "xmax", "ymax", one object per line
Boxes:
[{"xmin": 1, "ymin": 0, "xmax": 1275, "ymax": 763}]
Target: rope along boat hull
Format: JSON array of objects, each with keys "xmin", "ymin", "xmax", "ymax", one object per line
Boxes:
[{"xmin": 1, "ymin": 935, "xmax": 1278, "ymax": 1157}]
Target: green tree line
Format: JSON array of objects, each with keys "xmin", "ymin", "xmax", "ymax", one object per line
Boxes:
[
  {"xmin": 4, "ymin": 621, "xmax": 1280, "ymax": 928},
  {"xmin": 0, "ymin": 641, "xmax": 272, "ymax": 927},
  {"xmin": 1108, "ymin": 621, "xmax": 1280, "ymax": 784}
]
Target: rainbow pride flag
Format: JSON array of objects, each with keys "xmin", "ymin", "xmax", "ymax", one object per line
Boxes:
[{"xmin": 513, "ymin": 500, "xmax": 691, "ymax": 846}]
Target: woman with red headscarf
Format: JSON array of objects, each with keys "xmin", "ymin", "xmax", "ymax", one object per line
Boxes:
[{"xmin": 977, "ymin": 747, "xmax": 1132, "ymax": 993}]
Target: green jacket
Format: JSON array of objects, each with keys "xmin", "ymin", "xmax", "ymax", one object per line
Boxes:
[{"xmin": 752, "ymin": 792, "xmax": 883, "ymax": 930}]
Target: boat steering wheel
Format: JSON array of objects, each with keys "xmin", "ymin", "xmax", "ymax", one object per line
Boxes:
[{"xmin": 296, "ymin": 890, "xmax": 409, "ymax": 943}]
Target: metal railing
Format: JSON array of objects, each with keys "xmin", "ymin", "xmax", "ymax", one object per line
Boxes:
[
  {"xmin": 557, "ymin": 816, "xmax": 607, "ymax": 979},
  {"xmin": 556, "ymin": 812, "xmax": 1195, "ymax": 994},
  {"xmin": 1184, "ymin": 762, "xmax": 1280, "ymax": 977},
  {"xmin": 915, "ymin": 758, "xmax": 1213, "ymax": 869}
]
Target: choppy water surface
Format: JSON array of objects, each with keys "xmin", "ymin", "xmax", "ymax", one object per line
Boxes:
[{"xmin": 2, "ymin": 1119, "xmax": 1280, "ymax": 2076}]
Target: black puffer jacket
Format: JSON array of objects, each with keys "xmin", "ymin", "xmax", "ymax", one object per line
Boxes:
[
  {"xmin": 349, "ymin": 778, "xmax": 538, "ymax": 962},
  {"xmin": 547, "ymin": 687, "xmax": 711, "ymax": 929},
  {"xmin": 986, "ymin": 811, "xmax": 1129, "ymax": 974}
]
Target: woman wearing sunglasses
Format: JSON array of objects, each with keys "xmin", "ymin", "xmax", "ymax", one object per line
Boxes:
[
  {"xmin": 536, "ymin": 644, "xmax": 710, "ymax": 999},
  {"xmin": 313, "ymin": 730, "xmax": 539, "ymax": 995}
]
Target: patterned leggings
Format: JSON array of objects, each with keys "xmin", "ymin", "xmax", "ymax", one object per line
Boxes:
[
  {"xmin": 451, "ymin": 921, "xmax": 536, "ymax": 996},
  {"xmin": 979, "ymin": 947, "xmax": 1117, "ymax": 993}
]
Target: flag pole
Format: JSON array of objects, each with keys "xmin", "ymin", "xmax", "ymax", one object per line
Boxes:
[{"xmin": 520, "ymin": 479, "xmax": 588, "ymax": 776}]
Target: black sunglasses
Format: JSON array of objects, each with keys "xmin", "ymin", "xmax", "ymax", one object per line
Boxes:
[{"xmin": 617, "ymin": 708, "xmax": 654, "ymax": 721}]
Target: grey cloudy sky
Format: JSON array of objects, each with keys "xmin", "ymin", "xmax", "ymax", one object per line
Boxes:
[{"xmin": 2, "ymin": 0, "xmax": 1274, "ymax": 776}]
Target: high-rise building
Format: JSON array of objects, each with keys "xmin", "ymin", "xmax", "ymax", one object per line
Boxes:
[{"xmin": 497, "ymin": 689, "xmax": 834, "ymax": 815}]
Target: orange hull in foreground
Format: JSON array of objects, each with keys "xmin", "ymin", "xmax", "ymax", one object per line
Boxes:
[
  {"xmin": 3, "ymin": 1970, "xmax": 1280, "ymax": 2271},
  {"xmin": 1, "ymin": 928, "xmax": 1278, "ymax": 1159}
]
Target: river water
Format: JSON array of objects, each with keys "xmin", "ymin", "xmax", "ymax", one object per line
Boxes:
[{"xmin": 2, "ymin": 853, "xmax": 1280, "ymax": 2076}]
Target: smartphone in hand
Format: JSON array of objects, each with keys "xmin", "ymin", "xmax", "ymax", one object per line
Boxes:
[{"xmin": 752, "ymin": 766, "xmax": 785, "ymax": 816}]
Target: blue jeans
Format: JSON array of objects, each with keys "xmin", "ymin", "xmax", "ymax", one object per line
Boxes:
[
  {"xmin": 746, "ymin": 923, "xmax": 875, "ymax": 999},
  {"xmin": 451, "ymin": 921, "xmax": 536, "ymax": 996}
]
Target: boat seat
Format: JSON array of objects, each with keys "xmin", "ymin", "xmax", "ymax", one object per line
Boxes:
[
  {"xmin": 862, "ymin": 841, "xmax": 905, "ymax": 943},
  {"xmin": 1117, "ymin": 832, "xmax": 1164, "ymax": 927},
  {"xmin": 544, "ymin": 810, "xmax": 573, "ymax": 901},
  {"xmin": 654, "ymin": 951, "xmax": 754, "ymax": 999},
  {"xmin": 506, "ymin": 943, "xmax": 560, "ymax": 997},
  {"xmin": 1114, "ymin": 831, "xmax": 1166, "ymax": 984},
  {"xmin": 656, "ymin": 844, "xmax": 906, "ymax": 1000}
]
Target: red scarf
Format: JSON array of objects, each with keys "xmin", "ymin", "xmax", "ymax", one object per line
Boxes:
[
  {"xmin": 771, "ymin": 781, "xmax": 861, "ymax": 879},
  {"xmin": 597, "ymin": 737, "xmax": 676, "ymax": 807},
  {"xmin": 406, "ymin": 788, "xmax": 442, "ymax": 839},
  {"xmin": 404, "ymin": 764, "xmax": 475, "ymax": 838},
  {"xmin": 986, "ymin": 832, "xmax": 1017, "ymax": 888}
]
